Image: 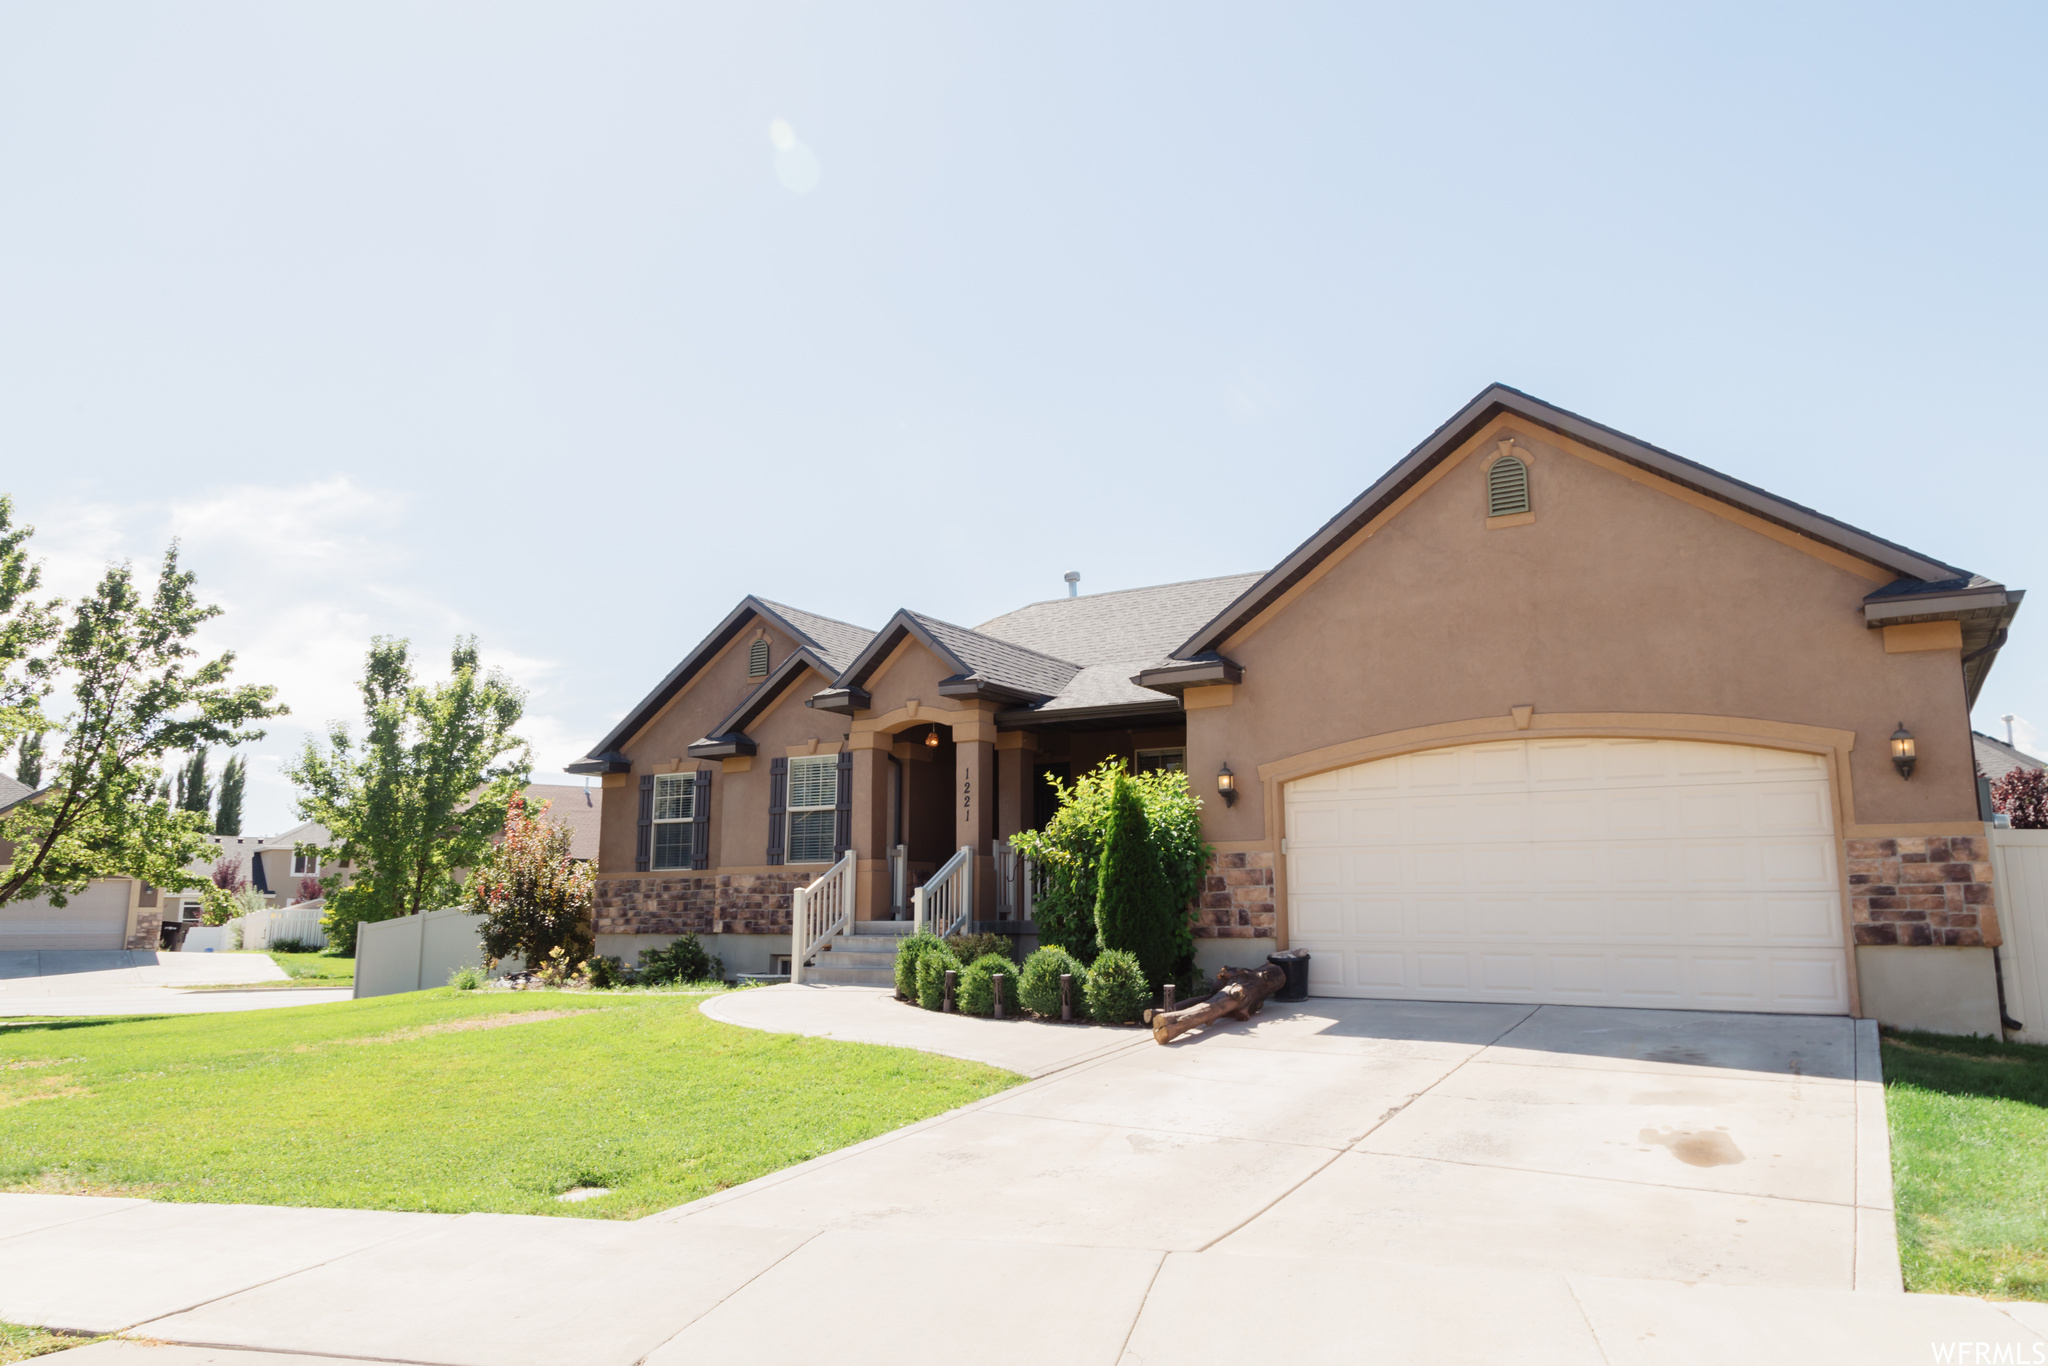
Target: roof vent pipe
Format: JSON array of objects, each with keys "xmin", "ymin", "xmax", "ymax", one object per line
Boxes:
[
  {"xmin": 2006, "ymin": 714, "xmax": 2018, "ymax": 746},
  {"xmin": 1064, "ymin": 571, "xmax": 1080, "ymax": 598}
]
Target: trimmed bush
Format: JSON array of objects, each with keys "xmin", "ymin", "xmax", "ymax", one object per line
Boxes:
[
  {"xmin": 1094, "ymin": 772, "xmax": 1179, "ymax": 990},
  {"xmin": 916, "ymin": 945, "xmax": 962, "ymax": 1011},
  {"xmin": 1084, "ymin": 948, "xmax": 1150, "ymax": 1024},
  {"xmin": 894, "ymin": 930, "xmax": 948, "ymax": 1000},
  {"xmin": 945, "ymin": 932, "xmax": 1014, "ymax": 965},
  {"xmin": 581, "ymin": 955, "xmax": 625, "ymax": 990},
  {"xmin": 958, "ymin": 953, "xmax": 1021, "ymax": 1017},
  {"xmin": 1018, "ymin": 945, "xmax": 1088, "ymax": 1018},
  {"xmin": 638, "ymin": 934, "xmax": 724, "ymax": 986}
]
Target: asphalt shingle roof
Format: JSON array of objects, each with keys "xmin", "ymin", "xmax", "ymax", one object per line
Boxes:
[
  {"xmin": 907, "ymin": 612, "xmax": 1081, "ymax": 698},
  {"xmin": 758, "ymin": 600, "xmax": 875, "ymax": 674},
  {"xmin": 1976, "ymin": 731, "xmax": 2046, "ymax": 785}
]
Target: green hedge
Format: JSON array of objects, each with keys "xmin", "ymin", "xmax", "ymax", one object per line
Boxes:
[
  {"xmin": 916, "ymin": 945, "xmax": 962, "ymax": 1011},
  {"xmin": 1084, "ymin": 948, "xmax": 1150, "ymax": 1024},
  {"xmin": 894, "ymin": 930, "xmax": 948, "ymax": 1000},
  {"xmin": 958, "ymin": 953, "xmax": 1021, "ymax": 1017},
  {"xmin": 1018, "ymin": 945, "xmax": 1088, "ymax": 1018}
]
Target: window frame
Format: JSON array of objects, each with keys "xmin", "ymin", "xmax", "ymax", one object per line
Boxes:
[
  {"xmin": 290, "ymin": 852, "xmax": 320, "ymax": 877},
  {"xmin": 650, "ymin": 772, "xmax": 697, "ymax": 872},
  {"xmin": 784, "ymin": 754, "xmax": 838, "ymax": 864},
  {"xmin": 1134, "ymin": 747, "xmax": 1187, "ymax": 774}
]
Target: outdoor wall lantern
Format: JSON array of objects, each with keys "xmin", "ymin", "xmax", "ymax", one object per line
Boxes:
[
  {"xmin": 1217, "ymin": 762, "xmax": 1238, "ymax": 807},
  {"xmin": 923, "ymin": 726, "xmax": 940, "ymax": 748},
  {"xmin": 1890, "ymin": 723, "xmax": 1917, "ymax": 781}
]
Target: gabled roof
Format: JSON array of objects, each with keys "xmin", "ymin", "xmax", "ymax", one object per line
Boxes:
[
  {"xmin": 1976, "ymin": 731, "xmax": 2045, "ymax": 786},
  {"xmin": 0, "ymin": 773, "xmax": 39, "ymax": 814},
  {"xmin": 808, "ymin": 609, "xmax": 1082, "ymax": 713},
  {"xmin": 571, "ymin": 597, "xmax": 874, "ymax": 772},
  {"xmin": 1162, "ymin": 384, "xmax": 1987, "ymax": 666},
  {"xmin": 687, "ymin": 645, "xmax": 843, "ymax": 757}
]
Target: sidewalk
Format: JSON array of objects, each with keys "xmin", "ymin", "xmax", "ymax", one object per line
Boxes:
[{"xmin": 0, "ymin": 950, "xmax": 352, "ymax": 1017}]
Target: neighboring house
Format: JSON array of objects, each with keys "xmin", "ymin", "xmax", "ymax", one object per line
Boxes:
[
  {"xmin": 1975, "ymin": 730, "xmax": 2046, "ymax": 787},
  {"xmin": 596, "ymin": 386, "xmax": 2023, "ymax": 1031},
  {"xmin": 518, "ymin": 784, "xmax": 602, "ymax": 862},
  {"xmin": 0, "ymin": 775, "xmax": 158, "ymax": 951}
]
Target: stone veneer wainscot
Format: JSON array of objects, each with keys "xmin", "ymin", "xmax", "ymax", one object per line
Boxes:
[
  {"xmin": 1847, "ymin": 835, "xmax": 1994, "ymax": 947},
  {"xmin": 593, "ymin": 871, "xmax": 817, "ymax": 939},
  {"xmin": 1198, "ymin": 851, "xmax": 1276, "ymax": 940}
]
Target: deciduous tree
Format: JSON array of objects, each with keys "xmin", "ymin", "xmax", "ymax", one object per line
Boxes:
[
  {"xmin": 288, "ymin": 636, "xmax": 528, "ymax": 953},
  {"xmin": 1994, "ymin": 767, "xmax": 2048, "ymax": 830},
  {"xmin": 469, "ymin": 793, "xmax": 592, "ymax": 970}
]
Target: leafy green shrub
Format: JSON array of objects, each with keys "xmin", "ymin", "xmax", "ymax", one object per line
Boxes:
[
  {"xmin": 1018, "ymin": 945, "xmax": 1088, "ymax": 1018},
  {"xmin": 1084, "ymin": 948, "xmax": 1149, "ymax": 1024},
  {"xmin": 581, "ymin": 955, "xmax": 625, "ymax": 990},
  {"xmin": 945, "ymin": 932, "xmax": 1014, "ymax": 965},
  {"xmin": 1009, "ymin": 760, "xmax": 1210, "ymax": 970},
  {"xmin": 447, "ymin": 964, "xmax": 486, "ymax": 990},
  {"xmin": 638, "ymin": 934, "xmax": 724, "ymax": 986},
  {"xmin": 958, "ymin": 953, "xmax": 1021, "ymax": 1017},
  {"xmin": 894, "ymin": 930, "xmax": 948, "ymax": 999},
  {"xmin": 916, "ymin": 944, "xmax": 962, "ymax": 1011},
  {"xmin": 268, "ymin": 937, "xmax": 318, "ymax": 955}
]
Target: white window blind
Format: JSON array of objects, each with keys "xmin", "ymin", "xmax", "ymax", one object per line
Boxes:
[
  {"xmin": 1135, "ymin": 747, "xmax": 1186, "ymax": 774},
  {"xmin": 786, "ymin": 755, "xmax": 838, "ymax": 864},
  {"xmin": 652, "ymin": 773, "xmax": 696, "ymax": 871}
]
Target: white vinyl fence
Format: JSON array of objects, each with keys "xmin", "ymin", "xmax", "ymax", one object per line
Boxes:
[
  {"xmin": 1993, "ymin": 827, "xmax": 2048, "ymax": 1046},
  {"xmin": 242, "ymin": 904, "xmax": 328, "ymax": 950},
  {"xmin": 353, "ymin": 907, "xmax": 515, "ymax": 999}
]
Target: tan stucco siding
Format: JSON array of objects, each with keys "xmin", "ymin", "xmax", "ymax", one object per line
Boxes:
[{"xmin": 1189, "ymin": 420, "xmax": 1979, "ymax": 847}]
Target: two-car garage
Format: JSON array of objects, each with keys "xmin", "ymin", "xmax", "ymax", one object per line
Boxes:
[
  {"xmin": 0, "ymin": 880, "xmax": 135, "ymax": 951},
  {"xmin": 1283, "ymin": 737, "xmax": 1850, "ymax": 1014}
]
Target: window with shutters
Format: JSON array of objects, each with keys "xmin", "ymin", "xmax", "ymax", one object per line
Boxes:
[
  {"xmin": 748, "ymin": 638, "xmax": 770, "ymax": 678},
  {"xmin": 785, "ymin": 754, "xmax": 838, "ymax": 863},
  {"xmin": 651, "ymin": 773, "xmax": 696, "ymax": 870},
  {"xmin": 1486, "ymin": 455, "xmax": 1531, "ymax": 518}
]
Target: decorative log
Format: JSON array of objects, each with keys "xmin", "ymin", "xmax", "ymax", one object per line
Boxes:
[{"xmin": 1150, "ymin": 964, "xmax": 1288, "ymax": 1044}]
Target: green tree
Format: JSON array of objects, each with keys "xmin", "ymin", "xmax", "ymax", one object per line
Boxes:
[
  {"xmin": 1092, "ymin": 771, "xmax": 1180, "ymax": 989},
  {"xmin": 175, "ymin": 747, "xmax": 212, "ymax": 815},
  {"xmin": 13, "ymin": 730, "xmax": 43, "ymax": 788},
  {"xmin": 288, "ymin": 636, "xmax": 529, "ymax": 954},
  {"xmin": 0, "ymin": 497, "xmax": 57, "ymax": 760},
  {"xmin": 0, "ymin": 545, "xmax": 285, "ymax": 908},
  {"xmin": 213, "ymin": 753, "xmax": 246, "ymax": 835}
]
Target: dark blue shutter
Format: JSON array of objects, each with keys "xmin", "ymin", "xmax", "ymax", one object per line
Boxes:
[
  {"xmin": 833, "ymin": 751, "xmax": 853, "ymax": 858},
  {"xmin": 635, "ymin": 774, "xmax": 654, "ymax": 872},
  {"xmin": 766, "ymin": 758, "xmax": 788, "ymax": 866},
  {"xmin": 691, "ymin": 768, "xmax": 713, "ymax": 870}
]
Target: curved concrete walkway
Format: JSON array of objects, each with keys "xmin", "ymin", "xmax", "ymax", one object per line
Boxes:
[
  {"xmin": 4, "ymin": 988, "xmax": 2046, "ymax": 1364},
  {"xmin": 0, "ymin": 950, "xmax": 352, "ymax": 1017}
]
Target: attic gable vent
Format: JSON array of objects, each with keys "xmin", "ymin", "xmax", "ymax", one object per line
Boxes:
[
  {"xmin": 748, "ymin": 639, "xmax": 770, "ymax": 678},
  {"xmin": 1487, "ymin": 454, "xmax": 1530, "ymax": 518}
]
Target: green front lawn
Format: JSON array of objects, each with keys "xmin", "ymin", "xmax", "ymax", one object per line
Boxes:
[
  {"xmin": 1883, "ymin": 1027, "xmax": 2048, "ymax": 1300},
  {"xmin": 259, "ymin": 950, "xmax": 355, "ymax": 983},
  {"xmin": 0, "ymin": 989, "xmax": 1019, "ymax": 1219}
]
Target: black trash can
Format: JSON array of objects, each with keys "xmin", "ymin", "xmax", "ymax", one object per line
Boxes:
[{"xmin": 1267, "ymin": 949, "xmax": 1310, "ymax": 1002}]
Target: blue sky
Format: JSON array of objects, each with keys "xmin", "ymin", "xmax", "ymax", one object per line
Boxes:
[{"xmin": 0, "ymin": 2, "xmax": 2041, "ymax": 834}]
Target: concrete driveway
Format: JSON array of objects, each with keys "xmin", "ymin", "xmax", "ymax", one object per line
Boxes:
[
  {"xmin": 0, "ymin": 950, "xmax": 351, "ymax": 1016},
  {"xmin": 684, "ymin": 987, "xmax": 1892, "ymax": 1290}
]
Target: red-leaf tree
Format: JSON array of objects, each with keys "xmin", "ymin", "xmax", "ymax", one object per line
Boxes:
[
  {"xmin": 211, "ymin": 855, "xmax": 247, "ymax": 893},
  {"xmin": 468, "ymin": 795, "xmax": 593, "ymax": 971},
  {"xmin": 1994, "ymin": 768, "xmax": 2048, "ymax": 830}
]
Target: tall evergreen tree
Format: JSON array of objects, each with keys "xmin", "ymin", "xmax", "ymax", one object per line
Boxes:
[
  {"xmin": 178, "ymin": 747, "xmax": 212, "ymax": 815},
  {"xmin": 1092, "ymin": 771, "xmax": 1179, "ymax": 989},
  {"xmin": 13, "ymin": 730, "xmax": 41, "ymax": 787},
  {"xmin": 214, "ymin": 753, "xmax": 245, "ymax": 835}
]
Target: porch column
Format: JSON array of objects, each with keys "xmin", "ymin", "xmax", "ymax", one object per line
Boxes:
[
  {"xmin": 995, "ymin": 731, "xmax": 1040, "ymax": 839},
  {"xmin": 954, "ymin": 710, "xmax": 999, "ymax": 920},
  {"xmin": 848, "ymin": 734, "xmax": 892, "ymax": 921}
]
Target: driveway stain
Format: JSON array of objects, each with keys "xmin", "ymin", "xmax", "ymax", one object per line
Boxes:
[{"xmin": 1638, "ymin": 1126, "xmax": 1745, "ymax": 1167}]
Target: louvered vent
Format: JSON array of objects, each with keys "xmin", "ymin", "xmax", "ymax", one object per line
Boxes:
[
  {"xmin": 748, "ymin": 638, "xmax": 770, "ymax": 677},
  {"xmin": 1487, "ymin": 455, "xmax": 1530, "ymax": 518}
]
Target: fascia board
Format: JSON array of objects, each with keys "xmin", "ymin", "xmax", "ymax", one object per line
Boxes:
[{"xmin": 1864, "ymin": 589, "xmax": 2015, "ymax": 625}]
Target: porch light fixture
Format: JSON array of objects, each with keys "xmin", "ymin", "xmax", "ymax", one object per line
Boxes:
[
  {"xmin": 1890, "ymin": 723, "xmax": 1917, "ymax": 781},
  {"xmin": 924, "ymin": 726, "xmax": 940, "ymax": 748},
  {"xmin": 1217, "ymin": 762, "xmax": 1237, "ymax": 807}
]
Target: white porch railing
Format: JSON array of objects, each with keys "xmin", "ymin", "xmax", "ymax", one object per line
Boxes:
[
  {"xmin": 994, "ymin": 838, "xmax": 1037, "ymax": 922},
  {"xmin": 912, "ymin": 845, "xmax": 973, "ymax": 940},
  {"xmin": 789, "ymin": 850, "xmax": 858, "ymax": 985}
]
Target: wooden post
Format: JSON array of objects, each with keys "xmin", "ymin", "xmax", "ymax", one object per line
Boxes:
[
  {"xmin": 1060, "ymin": 973, "xmax": 1073, "ymax": 1021},
  {"xmin": 1164, "ymin": 983, "xmax": 1177, "ymax": 1012},
  {"xmin": 993, "ymin": 973, "xmax": 1005, "ymax": 1019},
  {"xmin": 943, "ymin": 968, "xmax": 957, "ymax": 1014}
]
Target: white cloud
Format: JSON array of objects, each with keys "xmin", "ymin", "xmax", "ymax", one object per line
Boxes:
[{"xmin": 19, "ymin": 479, "xmax": 577, "ymax": 835}]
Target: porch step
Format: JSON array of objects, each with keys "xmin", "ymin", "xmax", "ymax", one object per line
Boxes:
[
  {"xmin": 848, "ymin": 921, "xmax": 915, "ymax": 937},
  {"xmin": 805, "ymin": 966, "xmax": 899, "ymax": 987},
  {"xmin": 802, "ymin": 924, "xmax": 910, "ymax": 989}
]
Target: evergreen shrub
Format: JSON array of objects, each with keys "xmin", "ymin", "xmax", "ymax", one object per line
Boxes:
[
  {"xmin": 958, "ymin": 953, "xmax": 1021, "ymax": 1017},
  {"xmin": 894, "ymin": 930, "xmax": 948, "ymax": 999},
  {"xmin": 638, "ymin": 934, "xmax": 723, "ymax": 985},
  {"xmin": 945, "ymin": 932, "xmax": 1014, "ymax": 965},
  {"xmin": 1018, "ymin": 945, "xmax": 1088, "ymax": 1018},
  {"xmin": 916, "ymin": 944, "xmax": 962, "ymax": 1011},
  {"xmin": 1084, "ymin": 948, "xmax": 1150, "ymax": 1024}
]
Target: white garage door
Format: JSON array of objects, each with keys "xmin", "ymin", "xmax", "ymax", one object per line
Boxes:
[
  {"xmin": 1284, "ymin": 738, "xmax": 1848, "ymax": 1014},
  {"xmin": 0, "ymin": 880, "xmax": 132, "ymax": 951}
]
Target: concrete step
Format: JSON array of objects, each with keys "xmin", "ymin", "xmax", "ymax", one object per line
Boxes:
[
  {"xmin": 804, "ymin": 966, "xmax": 898, "ymax": 987},
  {"xmin": 818, "ymin": 949, "xmax": 900, "ymax": 970},
  {"xmin": 848, "ymin": 922, "xmax": 914, "ymax": 937}
]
